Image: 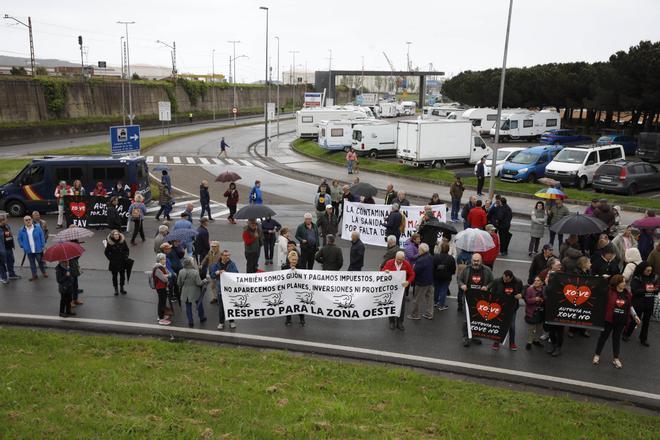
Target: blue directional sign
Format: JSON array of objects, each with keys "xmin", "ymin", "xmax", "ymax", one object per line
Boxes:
[{"xmin": 110, "ymin": 125, "xmax": 141, "ymax": 154}]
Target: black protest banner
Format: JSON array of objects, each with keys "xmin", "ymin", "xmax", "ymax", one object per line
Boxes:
[
  {"xmin": 465, "ymin": 289, "xmax": 517, "ymax": 343},
  {"xmin": 64, "ymin": 196, "xmax": 131, "ymax": 228},
  {"xmin": 545, "ymin": 272, "xmax": 608, "ymax": 330}
]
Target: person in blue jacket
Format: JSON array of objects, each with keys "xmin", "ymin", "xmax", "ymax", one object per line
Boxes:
[
  {"xmin": 17, "ymin": 215, "xmax": 47, "ymax": 281},
  {"xmin": 249, "ymin": 180, "xmax": 263, "ymax": 205},
  {"xmin": 210, "ymin": 249, "xmax": 239, "ymax": 330}
]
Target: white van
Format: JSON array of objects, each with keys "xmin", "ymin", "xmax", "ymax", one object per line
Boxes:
[
  {"xmin": 378, "ymin": 102, "xmax": 398, "ymax": 118},
  {"xmin": 318, "ymin": 119, "xmax": 370, "ymax": 151},
  {"xmin": 484, "ymin": 146, "xmax": 526, "ymax": 177},
  {"xmin": 352, "ymin": 121, "xmax": 397, "ymax": 158},
  {"xmin": 489, "ymin": 109, "xmax": 561, "ymax": 141},
  {"xmin": 544, "ymin": 144, "xmax": 625, "ymax": 189},
  {"xmin": 398, "ymin": 101, "xmax": 417, "ymax": 116},
  {"xmin": 296, "ymin": 106, "xmax": 374, "ymax": 139}
]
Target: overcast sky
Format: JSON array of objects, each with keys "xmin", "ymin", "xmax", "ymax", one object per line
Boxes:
[{"xmin": 2, "ymin": 0, "xmax": 659, "ymax": 81}]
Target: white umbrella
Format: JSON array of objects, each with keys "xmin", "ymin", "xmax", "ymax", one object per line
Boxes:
[{"xmin": 454, "ymin": 228, "xmax": 495, "ymax": 253}]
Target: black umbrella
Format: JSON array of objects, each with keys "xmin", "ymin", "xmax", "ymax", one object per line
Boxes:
[
  {"xmin": 125, "ymin": 258, "xmax": 134, "ymax": 283},
  {"xmin": 424, "ymin": 218, "xmax": 458, "ymax": 235},
  {"xmin": 349, "ymin": 182, "xmax": 378, "ymax": 198},
  {"xmin": 549, "ymin": 213, "xmax": 608, "ymax": 235},
  {"xmin": 234, "ymin": 204, "xmax": 277, "ymax": 219}
]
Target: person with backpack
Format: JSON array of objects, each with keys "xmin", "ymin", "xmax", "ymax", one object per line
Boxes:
[
  {"xmin": 104, "ymin": 229, "xmax": 130, "ymax": 296},
  {"xmin": 151, "ymin": 253, "xmax": 172, "ymax": 326},
  {"xmin": 224, "ymin": 182, "xmax": 239, "ymax": 224},
  {"xmin": 433, "ymin": 242, "xmax": 456, "ymax": 311},
  {"xmin": 127, "ymin": 194, "xmax": 147, "ymax": 245},
  {"xmin": 249, "ymin": 180, "xmax": 263, "ymax": 205}
]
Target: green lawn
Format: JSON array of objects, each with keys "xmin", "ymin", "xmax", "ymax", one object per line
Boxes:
[
  {"xmin": 0, "ymin": 328, "xmax": 657, "ymax": 438},
  {"xmin": 0, "ymin": 159, "xmax": 30, "ymax": 184},
  {"xmin": 293, "ymin": 139, "xmax": 659, "ymax": 210}
]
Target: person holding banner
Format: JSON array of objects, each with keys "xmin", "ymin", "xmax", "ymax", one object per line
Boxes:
[
  {"xmin": 243, "ymin": 219, "xmax": 263, "ymax": 273},
  {"xmin": 593, "ymin": 274, "xmax": 640, "ymax": 369},
  {"xmin": 261, "ymin": 216, "xmax": 281, "ymax": 266},
  {"xmin": 107, "ymin": 196, "xmax": 124, "ymax": 231},
  {"xmin": 381, "ymin": 235, "xmax": 401, "ymax": 269},
  {"xmin": 210, "ymin": 249, "xmax": 238, "ymax": 330},
  {"xmin": 54, "ymin": 180, "xmax": 72, "ymax": 229},
  {"xmin": 458, "ymin": 254, "xmax": 492, "ymax": 347},
  {"xmin": 490, "ymin": 270, "xmax": 523, "ymax": 351},
  {"xmin": 409, "ymin": 243, "xmax": 434, "ymax": 320},
  {"xmin": 383, "ymin": 203, "xmax": 403, "ymax": 244},
  {"xmin": 315, "ymin": 234, "xmax": 343, "ymax": 271},
  {"xmin": 276, "ymin": 228, "xmax": 292, "ymax": 268},
  {"xmin": 524, "ymin": 276, "xmax": 546, "ymax": 350},
  {"xmin": 382, "ymin": 250, "xmax": 415, "ymax": 331},
  {"xmin": 283, "ymin": 251, "xmax": 306, "ymax": 327},
  {"xmin": 624, "ymin": 262, "xmax": 658, "ymax": 346},
  {"xmin": 295, "ymin": 213, "xmax": 319, "ymax": 270}
]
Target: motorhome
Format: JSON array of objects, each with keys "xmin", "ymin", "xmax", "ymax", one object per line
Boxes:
[
  {"xmin": 296, "ymin": 106, "xmax": 374, "ymax": 139},
  {"xmin": 351, "ymin": 121, "xmax": 398, "ymax": 158},
  {"xmin": 397, "ymin": 120, "xmax": 490, "ymax": 168},
  {"xmin": 489, "ymin": 109, "xmax": 561, "ymax": 141},
  {"xmin": 398, "ymin": 101, "xmax": 417, "ymax": 116},
  {"xmin": 378, "ymin": 102, "xmax": 398, "ymax": 118},
  {"xmin": 318, "ymin": 119, "xmax": 377, "ymax": 151}
]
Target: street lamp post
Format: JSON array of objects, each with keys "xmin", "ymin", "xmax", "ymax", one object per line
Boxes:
[
  {"xmin": 327, "ymin": 49, "xmax": 332, "ymax": 104},
  {"xmin": 275, "ymin": 36, "xmax": 280, "ymax": 138},
  {"xmin": 488, "ymin": 0, "xmax": 514, "ymax": 200},
  {"xmin": 289, "ymin": 50, "xmax": 299, "ymax": 109},
  {"xmin": 3, "ymin": 15, "xmax": 35, "ymax": 76},
  {"xmin": 406, "ymin": 41, "xmax": 412, "ymax": 70},
  {"xmin": 120, "ymin": 36, "xmax": 126, "ymax": 125},
  {"xmin": 259, "ymin": 6, "xmax": 269, "ymax": 157},
  {"xmin": 117, "ymin": 21, "xmax": 135, "ymax": 124},
  {"xmin": 212, "ymin": 49, "xmax": 216, "ymax": 121},
  {"xmin": 228, "ymin": 40, "xmax": 241, "ymax": 125}
]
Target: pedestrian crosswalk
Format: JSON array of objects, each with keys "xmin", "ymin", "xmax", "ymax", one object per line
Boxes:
[{"xmin": 145, "ymin": 155, "xmax": 269, "ymax": 168}]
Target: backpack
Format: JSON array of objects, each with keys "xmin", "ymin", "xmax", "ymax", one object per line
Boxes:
[
  {"xmin": 131, "ymin": 206, "xmax": 142, "ymax": 219},
  {"xmin": 399, "ymin": 212, "xmax": 407, "ymax": 233},
  {"xmin": 148, "ymin": 267, "xmax": 158, "ymax": 289}
]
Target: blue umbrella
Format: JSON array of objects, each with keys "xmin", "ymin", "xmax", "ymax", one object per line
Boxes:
[
  {"xmin": 152, "ymin": 164, "xmax": 171, "ymax": 172},
  {"xmin": 164, "ymin": 228, "xmax": 197, "ymax": 242}
]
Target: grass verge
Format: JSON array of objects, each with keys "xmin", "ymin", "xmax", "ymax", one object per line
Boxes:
[
  {"xmin": 293, "ymin": 139, "xmax": 660, "ymax": 210},
  {"xmin": 0, "ymin": 159, "xmax": 30, "ymax": 184},
  {"xmin": 0, "ymin": 328, "xmax": 657, "ymax": 438}
]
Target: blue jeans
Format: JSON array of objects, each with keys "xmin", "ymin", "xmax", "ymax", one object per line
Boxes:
[
  {"xmin": 0, "ymin": 249, "xmax": 17, "ymax": 280},
  {"xmin": 27, "ymin": 252, "xmax": 46, "ymax": 277},
  {"xmin": 451, "ymin": 198, "xmax": 461, "ymax": 221},
  {"xmin": 347, "ymin": 160, "xmax": 354, "ymax": 174},
  {"xmin": 434, "ymin": 279, "xmax": 450, "ymax": 307},
  {"xmin": 186, "ymin": 299, "xmax": 206, "ymax": 325}
]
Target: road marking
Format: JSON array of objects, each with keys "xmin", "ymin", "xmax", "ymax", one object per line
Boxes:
[
  {"xmin": 3, "ymin": 312, "xmax": 658, "ymax": 403},
  {"xmin": 250, "ymin": 159, "xmax": 268, "ymax": 168},
  {"xmin": 148, "ymin": 171, "xmax": 226, "ymax": 208},
  {"xmin": 199, "ymin": 158, "xmax": 210, "ymax": 165},
  {"xmin": 146, "ymin": 156, "xmax": 154, "ymax": 163},
  {"xmin": 173, "ymin": 156, "xmax": 181, "ymax": 164},
  {"xmin": 497, "ymin": 258, "xmax": 531, "ymax": 264},
  {"xmin": 225, "ymin": 158, "xmax": 238, "ymax": 166},
  {"xmin": 159, "ymin": 156, "xmax": 168, "ymax": 163},
  {"xmin": 240, "ymin": 159, "xmax": 255, "ymax": 167},
  {"xmin": 186, "ymin": 157, "xmax": 196, "ymax": 164}
]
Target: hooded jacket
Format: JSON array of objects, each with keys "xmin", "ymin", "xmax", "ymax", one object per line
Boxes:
[
  {"xmin": 622, "ymin": 248, "xmax": 642, "ymax": 284},
  {"xmin": 104, "ymin": 232, "xmax": 129, "ymax": 272}
]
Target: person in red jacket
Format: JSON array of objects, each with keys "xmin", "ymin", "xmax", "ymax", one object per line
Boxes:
[
  {"xmin": 593, "ymin": 274, "xmax": 640, "ymax": 369},
  {"xmin": 467, "ymin": 200, "xmax": 487, "ymax": 229},
  {"xmin": 482, "ymin": 225, "xmax": 500, "ymax": 269},
  {"xmin": 382, "ymin": 250, "xmax": 415, "ymax": 331}
]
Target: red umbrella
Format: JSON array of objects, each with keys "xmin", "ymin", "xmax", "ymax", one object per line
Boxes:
[
  {"xmin": 631, "ymin": 217, "xmax": 660, "ymax": 229},
  {"xmin": 215, "ymin": 171, "xmax": 241, "ymax": 183},
  {"xmin": 43, "ymin": 242, "xmax": 85, "ymax": 262}
]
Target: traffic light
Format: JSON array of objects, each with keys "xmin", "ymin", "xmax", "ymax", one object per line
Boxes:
[{"xmin": 78, "ymin": 35, "xmax": 82, "ymax": 46}]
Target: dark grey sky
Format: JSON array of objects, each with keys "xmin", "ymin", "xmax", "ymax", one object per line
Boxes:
[{"xmin": 2, "ymin": 0, "xmax": 658, "ymax": 80}]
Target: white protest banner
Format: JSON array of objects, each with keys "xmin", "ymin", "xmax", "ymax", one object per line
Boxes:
[
  {"xmin": 340, "ymin": 201, "xmax": 447, "ymax": 246},
  {"xmin": 220, "ymin": 269, "xmax": 405, "ymax": 320}
]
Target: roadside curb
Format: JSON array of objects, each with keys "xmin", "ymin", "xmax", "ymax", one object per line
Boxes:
[
  {"xmin": 2, "ymin": 312, "xmax": 658, "ymax": 411},
  {"xmin": 289, "ymin": 141, "xmax": 648, "ymax": 214}
]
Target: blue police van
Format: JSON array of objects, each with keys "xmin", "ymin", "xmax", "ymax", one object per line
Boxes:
[{"xmin": 0, "ymin": 156, "xmax": 151, "ymax": 216}]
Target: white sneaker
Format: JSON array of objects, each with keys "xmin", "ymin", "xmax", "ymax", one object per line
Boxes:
[
  {"xmin": 158, "ymin": 319, "xmax": 171, "ymax": 326},
  {"xmin": 229, "ymin": 321, "xmax": 236, "ymax": 329},
  {"xmin": 217, "ymin": 323, "xmax": 224, "ymax": 330}
]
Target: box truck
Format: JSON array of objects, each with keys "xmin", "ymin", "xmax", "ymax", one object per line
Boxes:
[
  {"xmin": 296, "ymin": 106, "xmax": 374, "ymax": 139},
  {"xmin": 397, "ymin": 120, "xmax": 491, "ymax": 168},
  {"xmin": 352, "ymin": 121, "xmax": 398, "ymax": 158},
  {"xmin": 489, "ymin": 109, "xmax": 561, "ymax": 141}
]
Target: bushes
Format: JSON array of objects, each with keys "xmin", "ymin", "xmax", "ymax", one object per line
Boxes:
[
  {"xmin": 177, "ymin": 78, "xmax": 208, "ymax": 106},
  {"xmin": 37, "ymin": 77, "xmax": 67, "ymax": 117}
]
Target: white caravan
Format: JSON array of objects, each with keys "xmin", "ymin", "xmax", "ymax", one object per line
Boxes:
[
  {"xmin": 489, "ymin": 109, "xmax": 561, "ymax": 141},
  {"xmin": 351, "ymin": 121, "xmax": 398, "ymax": 158},
  {"xmin": 318, "ymin": 119, "xmax": 376, "ymax": 151},
  {"xmin": 397, "ymin": 119, "xmax": 491, "ymax": 168},
  {"xmin": 378, "ymin": 102, "xmax": 398, "ymax": 118},
  {"xmin": 296, "ymin": 106, "xmax": 374, "ymax": 139},
  {"xmin": 398, "ymin": 101, "xmax": 417, "ymax": 116}
]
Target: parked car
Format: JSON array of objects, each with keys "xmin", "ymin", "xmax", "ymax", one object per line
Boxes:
[
  {"xmin": 484, "ymin": 147, "xmax": 525, "ymax": 177},
  {"xmin": 500, "ymin": 145, "xmax": 563, "ymax": 183},
  {"xmin": 544, "ymin": 144, "xmax": 625, "ymax": 189},
  {"xmin": 637, "ymin": 132, "xmax": 660, "ymax": 163},
  {"xmin": 540, "ymin": 129, "xmax": 592, "ymax": 145},
  {"xmin": 593, "ymin": 160, "xmax": 660, "ymax": 195},
  {"xmin": 597, "ymin": 135, "xmax": 637, "ymax": 156}
]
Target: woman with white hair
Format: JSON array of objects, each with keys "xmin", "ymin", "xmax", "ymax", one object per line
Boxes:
[
  {"xmin": 153, "ymin": 225, "xmax": 169, "ymax": 254},
  {"xmin": 283, "ymin": 250, "xmax": 305, "ymax": 326},
  {"xmin": 152, "ymin": 253, "xmax": 171, "ymax": 326},
  {"xmin": 127, "ymin": 193, "xmax": 147, "ymax": 245}
]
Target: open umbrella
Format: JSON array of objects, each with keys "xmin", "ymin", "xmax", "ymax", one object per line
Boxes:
[
  {"xmin": 164, "ymin": 228, "xmax": 198, "ymax": 243},
  {"xmin": 234, "ymin": 204, "xmax": 276, "ymax": 219},
  {"xmin": 454, "ymin": 228, "xmax": 495, "ymax": 252},
  {"xmin": 215, "ymin": 171, "xmax": 242, "ymax": 183},
  {"xmin": 152, "ymin": 165, "xmax": 171, "ymax": 172},
  {"xmin": 350, "ymin": 182, "xmax": 378, "ymax": 198},
  {"xmin": 55, "ymin": 227, "xmax": 95, "ymax": 242},
  {"xmin": 43, "ymin": 242, "xmax": 85, "ymax": 262},
  {"xmin": 534, "ymin": 188, "xmax": 566, "ymax": 200},
  {"xmin": 420, "ymin": 217, "xmax": 458, "ymax": 235},
  {"xmin": 631, "ymin": 216, "xmax": 660, "ymax": 229},
  {"xmin": 549, "ymin": 213, "xmax": 607, "ymax": 235}
]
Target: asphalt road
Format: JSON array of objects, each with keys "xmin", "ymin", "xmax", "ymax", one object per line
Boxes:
[{"xmin": 1, "ymin": 120, "xmax": 658, "ymax": 407}]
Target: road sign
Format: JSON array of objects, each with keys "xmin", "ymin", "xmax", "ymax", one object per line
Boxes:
[
  {"xmin": 110, "ymin": 125, "xmax": 140, "ymax": 154},
  {"xmin": 232, "ymin": 107, "xmax": 238, "ymax": 115},
  {"xmin": 158, "ymin": 101, "xmax": 171, "ymax": 121},
  {"xmin": 304, "ymin": 92, "xmax": 323, "ymax": 107}
]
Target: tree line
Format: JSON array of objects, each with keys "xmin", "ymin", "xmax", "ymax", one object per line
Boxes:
[{"xmin": 441, "ymin": 40, "xmax": 659, "ymax": 131}]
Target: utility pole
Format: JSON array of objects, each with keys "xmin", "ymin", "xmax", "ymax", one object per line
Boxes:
[
  {"xmin": 259, "ymin": 6, "xmax": 269, "ymax": 156},
  {"xmin": 361, "ymin": 56, "xmax": 364, "ymax": 96},
  {"xmin": 406, "ymin": 41, "xmax": 412, "ymax": 70},
  {"xmin": 275, "ymin": 36, "xmax": 280, "ymax": 138},
  {"xmin": 78, "ymin": 35, "xmax": 84, "ymax": 81},
  {"xmin": 488, "ymin": 0, "xmax": 514, "ymax": 200},
  {"xmin": 327, "ymin": 49, "xmax": 333, "ymax": 103},
  {"xmin": 211, "ymin": 49, "xmax": 216, "ymax": 121},
  {"xmin": 3, "ymin": 15, "xmax": 36, "ymax": 76},
  {"xmin": 117, "ymin": 21, "xmax": 135, "ymax": 124},
  {"xmin": 228, "ymin": 40, "xmax": 241, "ymax": 125},
  {"xmin": 120, "ymin": 36, "xmax": 126, "ymax": 125},
  {"xmin": 289, "ymin": 50, "xmax": 299, "ymax": 110}
]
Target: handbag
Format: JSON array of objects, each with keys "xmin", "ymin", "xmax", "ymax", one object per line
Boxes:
[{"xmin": 525, "ymin": 307, "xmax": 544, "ymax": 325}]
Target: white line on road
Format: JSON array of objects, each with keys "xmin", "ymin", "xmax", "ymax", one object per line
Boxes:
[
  {"xmin": 146, "ymin": 156, "xmax": 154, "ymax": 163},
  {"xmin": 159, "ymin": 156, "xmax": 167, "ymax": 163},
  {"xmin": 186, "ymin": 157, "xmax": 196, "ymax": 164},
  {"xmin": 199, "ymin": 158, "xmax": 210, "ymax": 165},
  {"xmin": 225, "ymin": 158, "xmax": 238, "ymax": 166},
  {"xmin": 3, "ymin": 313, "xmax": 657, "ymax": 403},
  {"xmin": 497, "ymin": 258, "xmax": 532, "ymax": 264},
  {"xmin": 173, "ymin": 157, "xmax": 181, "ymax": 164},
  {"xmin": 211, "ymin": 158, "xmax": 222, "ymax": 165},
  {"xmin": 240, "ymin": 160, "xmax": 254, "ymax": 167},
  {"xmin": 250, "ymin": 159, "xmax": 268, "ymax": 168}
]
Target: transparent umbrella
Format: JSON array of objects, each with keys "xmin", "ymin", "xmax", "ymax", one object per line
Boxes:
[{"xmin": 454, "ymin": 228, "xmax": 495, "ymax": 252}]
